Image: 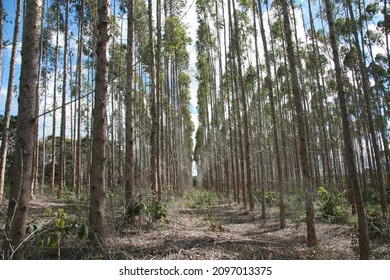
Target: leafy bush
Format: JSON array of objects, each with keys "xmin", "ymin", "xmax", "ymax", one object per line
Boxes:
[
  {"xmin": 315, "ymin": 186, "xmax": 351, "ymax": 224},
  {"xmin": 26, "ymin": 208, "xmax": 90, "ymax": 250},
  {"xmin": 185, "ymin": 188, "xmax": 218, "ymax": 210},
  {"xmin": 366, "ymin": 210, "xmax": 389, "ymax": 240},
  {"xmin": 286, "ymin": 188, "xmax": 306, "ymax": 228},
  {"xmin": 126, "ymin": 202, "xmax": 168, "ymax": 224},
  {"xmin": 265, "ymin": 190, "xmax": 276, "ymax": 205},
  {"xmin": 146, "ymin": 203, "xmax": 168, "ymax": 222}
]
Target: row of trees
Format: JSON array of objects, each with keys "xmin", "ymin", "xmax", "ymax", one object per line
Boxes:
[
  {"xmin": 193, "ymin": 0, "xmax": 389, "ymax": 259},
  {"xmin": 0, "ymin": 0, "xmax": 388, "ymax": 260},
  {"xmin": 0, "ymin": 0, "xmax": 194, "ymax": 259}
]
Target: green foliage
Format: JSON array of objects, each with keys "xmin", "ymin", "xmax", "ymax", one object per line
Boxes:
[
  {"xmin": 185, "ymin": 188, "xmax": 218, "ymax": 210},
  {"xmin": 315, "ymin": 186, "xmax": 351, "ymax": 224},
  {"xmin": 192, "ymin": 176, "xmax": 198, "ymax": 187},
  {"xmin": 286, "ymin": 188, "xmax": 306, "ymax": 229},
  {"xmin": 27, "ymin": 208, "xmax": 90, "ymax": 250},
  {"xmin": 26, "ymin": 222, "xmax": 43, "ymax": 236},
  {"xmin": 146, "ymin": 203, "xmax": 168, "ymax": 222},
  {"xmin": 126, "ymin": 201, "xmax": 168, "ymax": 224},
  {"xmin": 365, "ymin": 187, "xmax": 390, "ymax": 205},
  {"xmin": 265, "ymin": 190, "xmax": 276, "ymax": 205},
  {"xmin": 366, "ymin": 209, "xmax": 390, "ymax": 241},
  {"xmin": 77, "ymin": 223, "xmax": 90, "ymax": 240},
  {"xmin": 127, "ymin": 201, "xmax": 146, "ymax": 219}
]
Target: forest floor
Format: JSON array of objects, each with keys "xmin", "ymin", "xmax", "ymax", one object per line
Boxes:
[{"xmin": 1, "ymin": 192, "xmax": 390, "ymax": 260}]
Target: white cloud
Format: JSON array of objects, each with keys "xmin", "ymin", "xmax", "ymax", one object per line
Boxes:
[{"xmin": 0, "ymin": 86, "xmax": 19, "ymax": 117}]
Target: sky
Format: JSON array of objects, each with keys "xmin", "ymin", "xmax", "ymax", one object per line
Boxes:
[
  {"xmin": 0, "ymin": 0, "xmax": 22, "ymax": 117},
  {"xmin": 0, "ymin": 0, "xmax": 386, "ymax": 140},
  {"xmin": 0, "ymin": 0, "xmax": 200, "ymax": 141}
]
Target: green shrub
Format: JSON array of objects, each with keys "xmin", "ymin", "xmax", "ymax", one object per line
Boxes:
[
  {"xmin": 315, "ymin": 186, "xmax": 350, "ymax": 224},
  {"xmin": 126, "ymin": 202, "xmax": 168, "ymax": 224},
  {"xmin": 366, "ymin": 210, "xmax": 389, "ymax": 240},
  {"xmin": 185, "ymin": 188, "xmax": 218, "ymax": 210},
  {"xmin": 286, "ymin": 188, "xmax": 306, "ymax": 228},
  {"xmin": 26, "ymin": 208, "xmax": 90, "ymax": 250},
  {"xmin": 265, "ymin": 190, "xmax": 276, "ymax": 205}
]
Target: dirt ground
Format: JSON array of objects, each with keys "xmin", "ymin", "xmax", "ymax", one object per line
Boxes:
[{"xmin": 1, "ymin": 195, "xmax": 389, "ymax": 260}]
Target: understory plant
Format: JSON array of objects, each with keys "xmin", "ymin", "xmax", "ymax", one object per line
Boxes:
[{"xmin": 315, "ymin": 186, "xmax": 351, "ymax": 224}]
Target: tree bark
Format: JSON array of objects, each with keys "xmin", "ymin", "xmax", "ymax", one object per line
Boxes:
[
  {"xmin": 258, "ymin": 0, "xmax": 285, "ymax": 227},
  {"xmin": 89, "ymin": 0, "xmax": 110, "ymax": 241},
  {"xmin": 125, "ymin": 0, "xmax": 135, "ymax": 222},
  {"xmin": 58, "ymin": 0, "xmax": 70, "ymax": 198},
  {"xmin": 345, "ymin": 0, "xmax": 387, "ymax": 218},
  {"xmin": 324, "ymin": 0, "xmax": 369, "ymax": 259},
  {"xmin": 280, "ymin": 0, "xmax": 317, "ymax": 246},
  {"xmin": 4, "ymin": 0, "xmax": 42, "ymax": 259},
  {"xmin": 0, "ymin": 0, "xmax": 22, "ymax": 201},
  {"xmin": 148, "ymin": 0, "xmax": 159, "ymax": 203},
  {"xmin": 76, "ymin": 0, "xmax": 84, "ymax": 197}
]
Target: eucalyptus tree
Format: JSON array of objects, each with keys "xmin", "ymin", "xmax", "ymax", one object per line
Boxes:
[
  {"xmin": 257, "ymin": 0, "xmax": 285, "ymax": 226},
  {"xmin": 162, "ymin": 12, "xmax": 193, "ymax": 191},
  {"xmin": 148, "ymin": 0, "xmax": 159, "ymax": 203},
  {"xmin": 49, "ymin": 0, "xmax": 61, "ymax": 193},
  {"xmin": 75, "ymin": 0, "xmax": 85, "ymax": 197},
  {"xmin": 230, "ymin": 0, "xmax": 254, "ymax": 211},
  {"xmin": 89, "ymin": 0, "xmax": 111, "ymax": 241},
  {"xmin": 345, "ymin": 0, "xmax": 387, "ymax": 218},
  {"xmin": 0, "ymin": 0, "xmax": 22, "ymax": 201},
  {"xmin": 323, "ymin": 0, "xmax": 369, "ymax": 259},
  {"xmin": 58, "ymin": 0, "xmax": 70, "ymax": 197},
  {"xmin": 4, "ymin": 0, "xmax": 43, "ymax": 259},
  {"xmin": 280, "ymin": 0, "xmax": 317, "ymax": 246},
  {"xmin": 195, "ymin": 0, "xmax": 216, "ymax": 190},
  {"xmin": 125, "ymin": 0, "xmax": 135, "ymax": 221}
]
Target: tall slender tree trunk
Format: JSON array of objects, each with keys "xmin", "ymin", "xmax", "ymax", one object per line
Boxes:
[
  {"xmin": 280, "ymin": 0, "xmax": 317, "ymax": 246},
  {"xmin": 32, "ymin": 0, "xmax": 46, "ymax": 195},
  {"xmin": 232, "ymin": 0, "xmax": 254, "ymax": 212},
  {"xmin": 41, "ymin": 14, "xmax": 50, "ymax": 192},
  {"xmin": 148, "ymin": 0, "xmax": 159, "ymax": 204},
  {"xmin": 50, "ymin": 4, "xmax": 60, "ymax": 194},
  {"xmin": 324, "ymin": 0, "xmax": 369, "ymax": 259},
  {"xmin": 257, "ymin": 0, "xmax": 285, "ymax": 227},
  {"xmin": 0, "ymin": 0, "xmax": 22, "ymax": 201},
  {"xmin": 4, "ymin": 0, "xmax": 42, "ymax": 259},
  {"xmin": 89, "ymin": 0, "xmax": 111, "ymax": 241},
  {"xmin": 345, "ymin": 0, "xmax": 387, "ymax": 218},
  {"xmin": 156, "ymin": 0, "xmax": 162, "ymax": 201},
  {"xmin": 76, "ymin": 0, "xmax": 84, "ymax": 197},
  {"xmin": 125, "ymin": 0, "xmax": 135, "ymax": 222},
  {"xmin": 58, "ymin": 0, "xmax": 70, "ymax": 198}
]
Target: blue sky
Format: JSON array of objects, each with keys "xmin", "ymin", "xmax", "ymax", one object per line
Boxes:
[{"xmin": 0, "ymin": 0, "xmax": 23, "ymax": 117}]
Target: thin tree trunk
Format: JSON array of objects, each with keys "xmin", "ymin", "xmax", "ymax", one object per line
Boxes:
[
  {"xmin": 58, "ymin": 0, "xmax": 70, "ymax": 198},
  {"xmin": 32, "ymin": 0, "xmax": 46, "ymax": 195},
  {"xmin": 50, "ymin": 3, "xmax": 60, "ymax": 194},
  {"xmin": 89, "ymin": 0, "xmax": 111, "ymax": 241},
  {"xmin": 4, "ymin": 0, "xmax": 42, "ymax": 259},
  {"xmin": 0, "ymin": 0, "xmax": 22, "ymax": 201},
  {"xmin": 76, "ymin": 0, "xmax": 84, "ymax": 197},
  {"xmin": 41, "ymin": 13, "xmax": 49, "ymax": 192},
  {"xmin": 258, "ymin": 0, "xmax": 285, "ymax": 226},
  {"xmin": 324, "ymin": 0, "xmax": 369, "ymax": 259},
  {"xmin": 346, "ymin": 0, "xmax": 387, "ymax": 218},
  {"xmin": 280, "ymin": 0, "xmax": 317, "ymax": 246},
  {"xmin": 125, "ymin": 0, "xmax": 135, "ymax": 223},
  {"xmin": 148, "ymin": 0, "xmax": 159, "ymax": 204}
]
